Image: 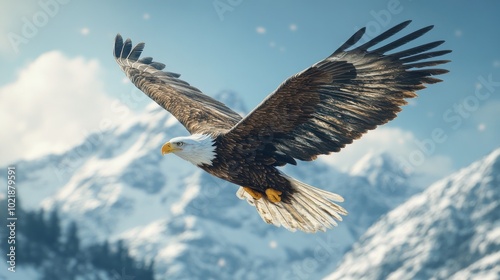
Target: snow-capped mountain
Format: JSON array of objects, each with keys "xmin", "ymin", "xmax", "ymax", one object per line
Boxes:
[
  {"xmin": 350, "ymin": 152, "xmax": 411, "ymax": 195},
  {"xmin": 326, "ymin": 148, "xmax": 500, "ymax": 280},
  {"xmin": 0, "ymin": 91, "xmax": 430, "ymax": 279}
]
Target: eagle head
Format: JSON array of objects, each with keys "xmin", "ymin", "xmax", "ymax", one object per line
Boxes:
[{"xmin": 161, "ymin": 134, "xmax": 216, "ymax": 166}]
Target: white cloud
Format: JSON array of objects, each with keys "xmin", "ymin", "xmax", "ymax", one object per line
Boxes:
[
  {"xmin": 454, "ymin": 29, "xmax": 463, "ymax": 38},
  {"xmin": 319, "ymin": 127, "xmax": 454, "ymax": 182},
  {"xmin": 289, "ymin": 24, "xmax": 297, "ymax": 31},
  {"xmin": 143, "ymin": 13, "xmax": 150, "ymax": 20},
  {"xmin": 256, "ymin": 26, "xmax": 266, "ymax": 34},
  {"xmin": 320, "ymin": 127, "xmax": 414, "ymax": 170},
  {"xmin": 0, "ymin": 51, "xmax": 126, "ymax": 166}
]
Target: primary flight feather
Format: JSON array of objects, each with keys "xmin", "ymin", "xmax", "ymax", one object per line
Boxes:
[{"xmin": 114, "ymin": 20, "xmax": 450, "ymax": 233}]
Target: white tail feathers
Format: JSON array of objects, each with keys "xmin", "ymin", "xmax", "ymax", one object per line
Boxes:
[{"xmin": 236, "ymin": 175, "xmax": 347, "ymax": 233}]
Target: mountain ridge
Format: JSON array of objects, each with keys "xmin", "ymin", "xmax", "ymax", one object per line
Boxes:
[
  {"xmin": 326, "ymin": 148, "xmax": 500, "ymax": 280},
  {"xmin": 1, "ymin": 91, "xmax": 484, "ymax": 279}
]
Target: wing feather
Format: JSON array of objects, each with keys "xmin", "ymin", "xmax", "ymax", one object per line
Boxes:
[
  {"xmin": 114, "ymin": 34, "xmax": 242, "ymax": 135},
  {"xmin": 224, "ymin": 21, "xmax": 450, "ymax": 162},
  {"xmin": 356, "ymin": 20, "xmax": 412, "ymax": 51}
]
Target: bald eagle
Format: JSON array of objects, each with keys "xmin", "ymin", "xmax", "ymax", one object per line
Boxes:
[{"xmin": 114, "ymin": 20, "xmax": 450, "ymax": 233}]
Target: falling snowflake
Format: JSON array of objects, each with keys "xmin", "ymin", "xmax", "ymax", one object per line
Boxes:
[
  {"xmin": 256, "ymin": 26, "xmax": 266, "ymax": 34},
  {"xmin": 478, "ymin": 123, "xmax": 486, "ymax": 132},
  {"xmin": 80, "ymin": 27, "xmax": 90, "ymax": 36}
]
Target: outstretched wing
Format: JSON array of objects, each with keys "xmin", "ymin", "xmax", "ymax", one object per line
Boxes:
[
  {"xmin": 224, "ymin": 20, "xmax": 451, "ymax": 162},
  {"xmin": 114, "ymin": 34, "xmax": 242, "ymax": 135}
]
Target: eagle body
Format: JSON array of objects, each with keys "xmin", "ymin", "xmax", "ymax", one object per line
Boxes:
[
  {"xmin": 202, "ymin": 135, "xmax": 295, "ymax": 201},
  {"xmin": 114, "ymin": 20, "xmax": 450, "ymax": 233}
]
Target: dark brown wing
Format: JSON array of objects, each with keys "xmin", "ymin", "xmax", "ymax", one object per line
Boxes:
[
  {"xmin": 223, "ymin": 20, "xmax": 451, "ymax": 162},
  {"xmin": 114, "ymin": 34, "xmax": 242, "ymax": 135}
]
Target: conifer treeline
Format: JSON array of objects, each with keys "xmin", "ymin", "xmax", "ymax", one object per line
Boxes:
[{"xmin": 0, "ymin": 199, "xmax": 155, "ymax": 279}]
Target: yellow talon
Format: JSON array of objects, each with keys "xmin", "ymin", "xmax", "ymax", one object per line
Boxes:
[
  {"xmin": 243, "ymin": 187, "xmax": 262, "ymax": 200},
  {"xmin": 266, "ymin": 188, "xmax": 283, "ymax": 203}
]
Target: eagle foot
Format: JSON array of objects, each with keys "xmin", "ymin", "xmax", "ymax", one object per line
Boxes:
[
  {"xmin": 265, "ymin": 188, "xmax": 283, "ymax": 203},
  {"xmin": 243, "ymin": 187, "xmax": 263, "ymax": 200}
]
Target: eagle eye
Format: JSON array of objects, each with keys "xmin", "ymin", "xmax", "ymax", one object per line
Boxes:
[{"xmin": 176, "ymin": 142, "xmax": 184, "ymax": 147}]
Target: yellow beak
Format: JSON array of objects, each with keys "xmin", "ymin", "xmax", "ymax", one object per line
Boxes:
[{"xmin": 161, "ymin": 142, "xmax": 178, "ymax": 155}]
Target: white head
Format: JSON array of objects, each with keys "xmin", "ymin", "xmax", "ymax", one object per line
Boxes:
[{"xmin": 161, "ymin": 134, "xmax": 216, "ymax": 166}]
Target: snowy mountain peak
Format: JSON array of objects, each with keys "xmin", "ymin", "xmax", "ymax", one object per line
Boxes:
[
  {"xmin": 349, "ymin": 151, "xmax": 411, "ymax": 193},
  {"xmin": 5, "ymin": 84, "xmax": 498, "ymax": 279},
  {"xmin": 2, "ymin": 89, "xmax": 426, "ymax": 279},
  {"xmin": 327, "ymin": 148, "xmax": 500, "ymax": 280},
  {"xmin": 350, "ymin": 152, "xmax": 410, "ymax": 176},
  {"xmin": 482, "ymin": 147, "xmax": 500, "ymax": 172}
]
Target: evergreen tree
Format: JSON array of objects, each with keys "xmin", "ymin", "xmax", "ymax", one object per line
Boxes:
[
  {"xmin": 135, "ymin": 259, "xmax": 156, "ymax": 280},
  {"xmin": 1, "ymin": 198, "xmax": 156, "ymax": 279},
  {"xmin": 46, "ymin": 208, "xmax": 61, "ymax": 250},
  {"xmin": 114, "ymin": 239, "xmax": 127, "ymax": 270},
  {"xmin": 35, "ymin": 208, "xmax": 47, "ymax": 243},
  {"xmin": 21, "ymin": 211, "xmax": 45, "ymax": 265},
  {"xmin": 89, "ymin": 240, "xmax": 112, "ymax": 270},
  {"xmin": 99, "ymin": 240, "xmax": 111, "ymax": 270},
  {"xmin": 63, "ymin": 221, "xmax": 79, "ymax": 257}
]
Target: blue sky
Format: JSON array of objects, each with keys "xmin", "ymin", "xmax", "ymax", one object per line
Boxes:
[{"xmin": 1, "ymin": 0, "xmax": 499, "ymax": 178}]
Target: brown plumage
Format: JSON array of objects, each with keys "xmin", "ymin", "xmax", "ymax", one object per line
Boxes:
[{"xmin": 114, "ymin": 20, "xmax": 450, "ymax": 233}]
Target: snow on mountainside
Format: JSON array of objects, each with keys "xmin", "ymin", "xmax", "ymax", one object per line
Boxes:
[
  {"xmin": 1, "ymin": 91, "xmax": 426, "ymax": 279},
  {"xmin": 349, "ymin": 152, "xmax": 419, "ymax": 209},
  {"xmin": 351, "ymin": 152, "xmax": 410, "ymax": 193},
  {"xmin": 326, "ymin": 148, "xmax": 500, "ymax": 280}
]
